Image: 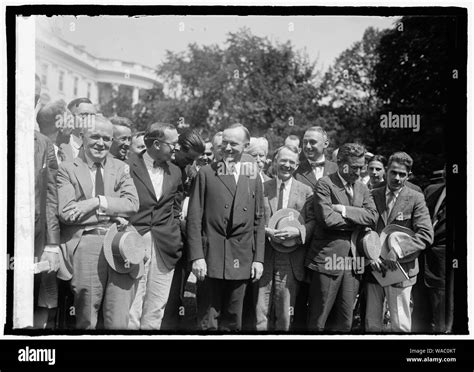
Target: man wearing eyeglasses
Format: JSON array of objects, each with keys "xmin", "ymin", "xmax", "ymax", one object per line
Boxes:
[
  {"xmin": 57, "ymin": 115, "xmax": 139, "ymax": 329},
  {"xmin": 127, "ymin": 122, "xmax": 184, "ymax": 330},
  {"xmin": 305, "ymin": 143, "xmax": 378, "ymax": 332}
]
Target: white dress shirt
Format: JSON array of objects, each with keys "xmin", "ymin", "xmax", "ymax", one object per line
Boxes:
[
  {"xmin": 276, "ymin": 177, "xmax": 293, "ymax": 209},
  {"xmin": 143, "ymin": 151, "xmax": 164, "ymax": 200},
  {"xmin": 311, "ymin": 155, "xmax": 326, "ymax": 180},
  {"xmin": 83, "ymin": 151, "xmax": 108, "ymax": 211}
]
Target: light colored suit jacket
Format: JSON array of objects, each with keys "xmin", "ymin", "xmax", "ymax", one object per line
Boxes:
[
  {"xmin": 263, "ymin": 177, "xmax": 315, "ymax": 281},
  {"xmin": 57, "ymin": 152, "xmax": 139, "ymax": 278},
  {"xmin": 371, "ymin": 185, "xmax": 433, "ymax": 287}
]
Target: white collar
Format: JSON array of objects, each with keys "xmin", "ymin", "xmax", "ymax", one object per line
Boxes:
[
  {"xmin": 386, "ymin": 186, "xmax": 404, "ymax": 198},
  {"xmin": 276, "ymin": 176, "xmax": 292, "ymax": 191}
]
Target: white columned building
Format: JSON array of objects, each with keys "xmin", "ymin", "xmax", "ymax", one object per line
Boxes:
[{"xmin": 35, "ymin": 20, "xmax": 159, "ymax": 112}]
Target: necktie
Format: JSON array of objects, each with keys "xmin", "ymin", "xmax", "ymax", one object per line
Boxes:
[
  {"xmin": 94, "ymin": 162, "xmax": 104, "ymax": 196},
  {"xmin": 433, "ymin": 190, "xmax": 446, "ymax": 228},
  {"xmin": 386, "ymin": 191, "xmax": 396, "ymax": 217},
  {"xmin": 277, "ymin": 182, "xmax": 285, "ymax": 210},
  {"xmin": 345, "ymin": 183, "xmax": 354, "ymax": 205}
]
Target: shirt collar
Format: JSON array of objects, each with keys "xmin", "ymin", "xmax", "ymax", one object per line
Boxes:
[
  {"xmin": 276, "ymin": 176, "xmax": 292, "ymax": 191},
  {"xmin": 386, "ymin": 185, "xmax": 404, "ymax": 198},
  {"xmin": 308, "ymin": 155, "xmax": 326, "ymax": 167},
  {"xmin": 337, "ymin": 171, "xmax": 350, "ymax": 187},
  {"xmin": 143, "ymin": 150, "xmax": 156, "ymax": 169},
  {"xmin": 83, "ymin": 151, "xmax": 106, "ymax": 170}
]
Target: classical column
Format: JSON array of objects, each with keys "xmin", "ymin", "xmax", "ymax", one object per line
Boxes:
[{"xmin": 132, "ymin": 86, "xmax": 139, "ymax": 105}]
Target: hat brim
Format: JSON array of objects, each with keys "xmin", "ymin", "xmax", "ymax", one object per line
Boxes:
[
  {"xmin": 103, "ymin": 224, "xmax": 143, "ymax": 274},
  {"xmin": 379, "ymin": 224, "xmax": 416, "ymax": 259},
  {"xmin": 350, "ymin": 229, "xmax": 381, "ymax": 263},
  {"xmin": 268, "ymin": 208, "xmax": 305, "ymax": 253}
]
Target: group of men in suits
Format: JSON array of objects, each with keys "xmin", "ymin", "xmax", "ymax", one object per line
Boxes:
[{"xmin": 33, "ymin": 74, "xmax": 449, "ymax": 332}]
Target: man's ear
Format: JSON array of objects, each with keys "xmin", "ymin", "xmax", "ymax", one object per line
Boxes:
[{"xmin": 323, "ymin": 138, "xmax": 329, "ymax": 149}]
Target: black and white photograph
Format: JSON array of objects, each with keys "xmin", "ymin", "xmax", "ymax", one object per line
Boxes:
[{"xmin": 1, "ymin": 2, "xmax": 472, "ymax": 368}]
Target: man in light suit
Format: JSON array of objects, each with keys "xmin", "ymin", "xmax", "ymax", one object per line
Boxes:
[
  {"xmin": 365, "ymin": 152, "xmax": 433, "ymax": 333},
  {"xmin": 187, "ymin": 124, "xmax": 265, "ymax": 331},
  {"xmin": 292, "ymin": 126, "xmax": 338, "ymax": 329},
  {"xmin": 306, "ymin": 143, "xmax": 378, "ymax": 332},
  {"xmin": 127, "ymin": 123, "xmax": 184, "ymax": 330},
  {"xmin": 256, "ymin": 145, "xmax": 315, "ymax": 331},
  {"xmin": 57, "ymin": 115, "xmax": 139, "ymax": 329}
]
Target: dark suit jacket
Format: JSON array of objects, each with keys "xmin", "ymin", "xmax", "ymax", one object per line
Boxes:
[
  {"xmin": 34, "ymin": 131, "xmax": 60, "ymax": 258},
  {"xmin": 305, "ymin": 172, "xmax": 378, "ymax": 275},
  {"xmin": 128, "ymin": 152, "xmax": 184, "ymax": 270},
  {"xmin": 293, "ymin": 159, "xmax": 338, "ymax": 189},
  {"xmin": 423, "ymin": 183, "xmax": 446, "ymax": 288},
  {"xmin": 57, "ymin": 151, "xmax": 139, "ymax": 277},
  {"xmin": 263, "ymin": 177, "xmax": 315, "ymax": 281},
  {"xmin": 187, "ymin": 160, "xmax": 265, "ymax": 280},
  {"xmin": 369, "ymin": 185, "xmax": 434, "ymax": 287}
]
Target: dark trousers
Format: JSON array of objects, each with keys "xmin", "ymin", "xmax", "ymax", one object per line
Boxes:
[
  {"xmin": 308, "ymin": 270, "xmax": 359, "ymax": 332},
  {"xmin": 161, "ymin": 257, "xmax": 190, "ymax": 330},
  {"xmin": 196, "ymin": 277, "xmax": 247, "ymax": 331},
  {"xmin": 56, "ymin": 279, "xmax": 76, "ymax": 329}
]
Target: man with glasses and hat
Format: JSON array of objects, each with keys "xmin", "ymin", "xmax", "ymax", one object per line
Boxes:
[
  {"xmin": 57, "ymin": 115, "xmax": 140, "ymax": 329},
  {"xmin": 364, "ymin": 152, "xmax": 433, "ymax": 332},
  {"xmin": 127, "ymin": 122, "xmax": 184, "ymax": 330}
]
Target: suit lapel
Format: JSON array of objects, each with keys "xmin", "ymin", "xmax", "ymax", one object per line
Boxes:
[
  {"xmin": 215, "ymin": 161, "xmax": 237, "ymax": 196},
  {"xmin": 132, "ymin": 154, "xmax": 157, "ymax": 201},
  {"xmin": 299, "ymin": 161, "xmax": 317, "ymax": 188},
  {"xmin": 74, "ymin": 155, "xmax": 93, "ymax": 199},
  {"xmin": 330, "ymin": 173, "xmax": 349, "ymax": 205},
  {"xmin": 103, "ymin": 157, "xmax": 116, "ymax": 197},
  {"xmin": 266, "ymin": 178, "xmax": 278, "ymax": 215},
  {"xmin": 287, "ymin": 178, "xmax": 298, "ymax": 209},
  {"xmin": 160, "ymin": 163, "xmax": 172, "ymax": 202}
]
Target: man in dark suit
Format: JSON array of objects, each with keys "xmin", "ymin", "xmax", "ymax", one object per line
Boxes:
[
  {"xmin": 423, "ymin": 169, "xmax": 450, "ymax": 332},
  {"xmin": 256, "ymin": 145, "xmax": 315, "ymax": 331},
  {"xmin": 364, "ymin": 152, "xmax": 433, "ymax": 332},
  {"xmin": 57, "ymin": 116, "xmax": 140, "ymax": 329},
  {"xmin": 293, "ymin": 126, "xmax": 338, "ymax": 330},
  {"xmin": 294, "ymin": 127, "xmax": 338, "ymax": 189},
  {"xmin": 187, "ymin": 124, "xmax": 265, "ymax": 331},
  {"xmin": 127, "ymin": 123, "xmax": 184, "ymax": 330},
  {"xmin": 34, "ymin": 74, "xmax": 61, "ymax": 329},
  {"xmin": 162, "ymin": 129, "xmax": 204, "ymax": 330},
  {"xmin": 306, "ymin": 143, "xmax": 378, "ymax": 332}
]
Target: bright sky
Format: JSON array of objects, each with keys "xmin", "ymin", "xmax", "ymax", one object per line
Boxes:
[{"xmin": 40, "ymin": 15, "xmax": 398, "ymax": 72}]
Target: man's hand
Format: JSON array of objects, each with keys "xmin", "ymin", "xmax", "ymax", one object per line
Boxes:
[
  {"xmin": 40, "ymin": 250, "xmax": 59, "ymax": 273},
  {"xmin": 251, "ymin": 262, "xmax": 264, "ymax": 282},
  {"xmin": 382, "ymin": 259, "xmax": 398, "ymax": 271},
  {"xmin": 192, "ymin": 259, "xmax": 207, "ymax": 281},
  {"xmin": 332, "ymin": 204, "xmax": 345, "ymax": 214},
  {"xmin": 112, "ymin": 216, "xmax": 129, "ymax": 231},
  {"xmin": 63, "ymin": 198, "xmax": 99, "ymax": 222},
  {"xmin": 274, "ymin": 226, "xmax": 300, "ymax": 240},
  {"xmin": 370, "ymin": 258, "xmax": 384, "ymax": 273}
]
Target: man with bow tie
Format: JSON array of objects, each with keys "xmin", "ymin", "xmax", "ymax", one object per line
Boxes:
[
  {"xmin": 127, "ymin": 123, "xmax": 184, "ymax": 330},
  {"xmin": 186, "ymin": 124, "xmax": 265, "ymax": 331},
  {"xmin": 305, "ymin": 143, "xmax": 378, "ymax": 332},
  {"xmin": 294, "ymin": 127, "xmax": 338, "ymax": 189},
  {"xmin": 364, "ymin": 152, "xmax": 433, "ymax": 332},
  {"xmin": 292, "ymin": 126, "xmax": 338, "ymax": 330}
]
